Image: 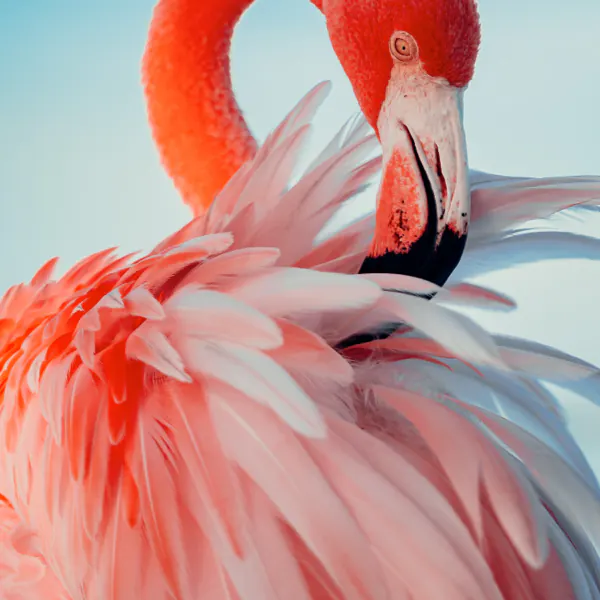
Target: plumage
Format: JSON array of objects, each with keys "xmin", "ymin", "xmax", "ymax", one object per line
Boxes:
[{"xmin": 1, "ymin": 83, "xmax": 599, "ymax": 598}]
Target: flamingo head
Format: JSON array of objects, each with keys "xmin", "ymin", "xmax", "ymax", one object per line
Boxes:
[{"xmin": 320, "ymin": 0, "xmax": 481, "ymax": 286}]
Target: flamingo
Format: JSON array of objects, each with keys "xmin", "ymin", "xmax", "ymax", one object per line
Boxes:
[{"xmin": 1, "ymin": 0, "xmax": 600, "ymax": 598}]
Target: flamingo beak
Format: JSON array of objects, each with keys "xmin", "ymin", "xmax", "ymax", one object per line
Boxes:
[{"xmin": 360, "ymin": 84, "xmax": 470, "ymax": 287}]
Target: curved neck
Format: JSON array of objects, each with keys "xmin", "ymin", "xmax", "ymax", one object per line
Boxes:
[{"xmin": 142, "ymin": 0, "xmax": 258, "ymax": 216}]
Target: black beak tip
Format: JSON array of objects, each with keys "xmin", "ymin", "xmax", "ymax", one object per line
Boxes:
[
  {"xmin": 429, "ymin": 227, "xmax": 468, "ymax": 287},
  {"xmin": 360, "ymin": 232, "xmax": 435, "ymax": 280},
  {"xmin": 359, "ymin": 228, "xmax": 467, "ymax": 288}
]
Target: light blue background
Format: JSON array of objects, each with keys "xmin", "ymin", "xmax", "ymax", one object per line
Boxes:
[{"xmin": 1, "ymin": 0, "xmax": 599, "ymax": 468}]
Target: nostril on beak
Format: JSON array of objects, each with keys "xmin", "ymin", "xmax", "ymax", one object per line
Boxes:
[{"xmin": 434, "ymin": 144, "xmax": 447, "ymax": 201}]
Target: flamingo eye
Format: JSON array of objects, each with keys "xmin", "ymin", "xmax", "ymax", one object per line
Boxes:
[{"xmin": 390, "ymin": 32, "xmax": 418, "ymax": 63}]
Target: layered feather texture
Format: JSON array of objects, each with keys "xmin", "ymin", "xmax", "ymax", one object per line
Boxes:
[{"xmin": 0, "ymin": 84, "xmax": 599, "ymax": 599}]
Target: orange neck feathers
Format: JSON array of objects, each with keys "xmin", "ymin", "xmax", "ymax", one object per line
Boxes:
[{"xmin": 142, "ymin": 0, "xmax": 258, "ymax": 216}]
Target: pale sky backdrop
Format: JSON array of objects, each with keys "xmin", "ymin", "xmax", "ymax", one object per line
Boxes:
[{"xmin": 1, "ymin": 0, "xmax": 599, "ymax": 469}]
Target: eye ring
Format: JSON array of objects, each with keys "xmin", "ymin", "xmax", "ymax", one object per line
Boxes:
[{"xmin": 390, "ymin": 31, "xmax": 419, "ymax": 63}]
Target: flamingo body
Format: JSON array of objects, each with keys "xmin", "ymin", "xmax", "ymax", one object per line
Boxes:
[{"xmin": 0, "ymin": 87, "xmax": 600, "ymax": 598}]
